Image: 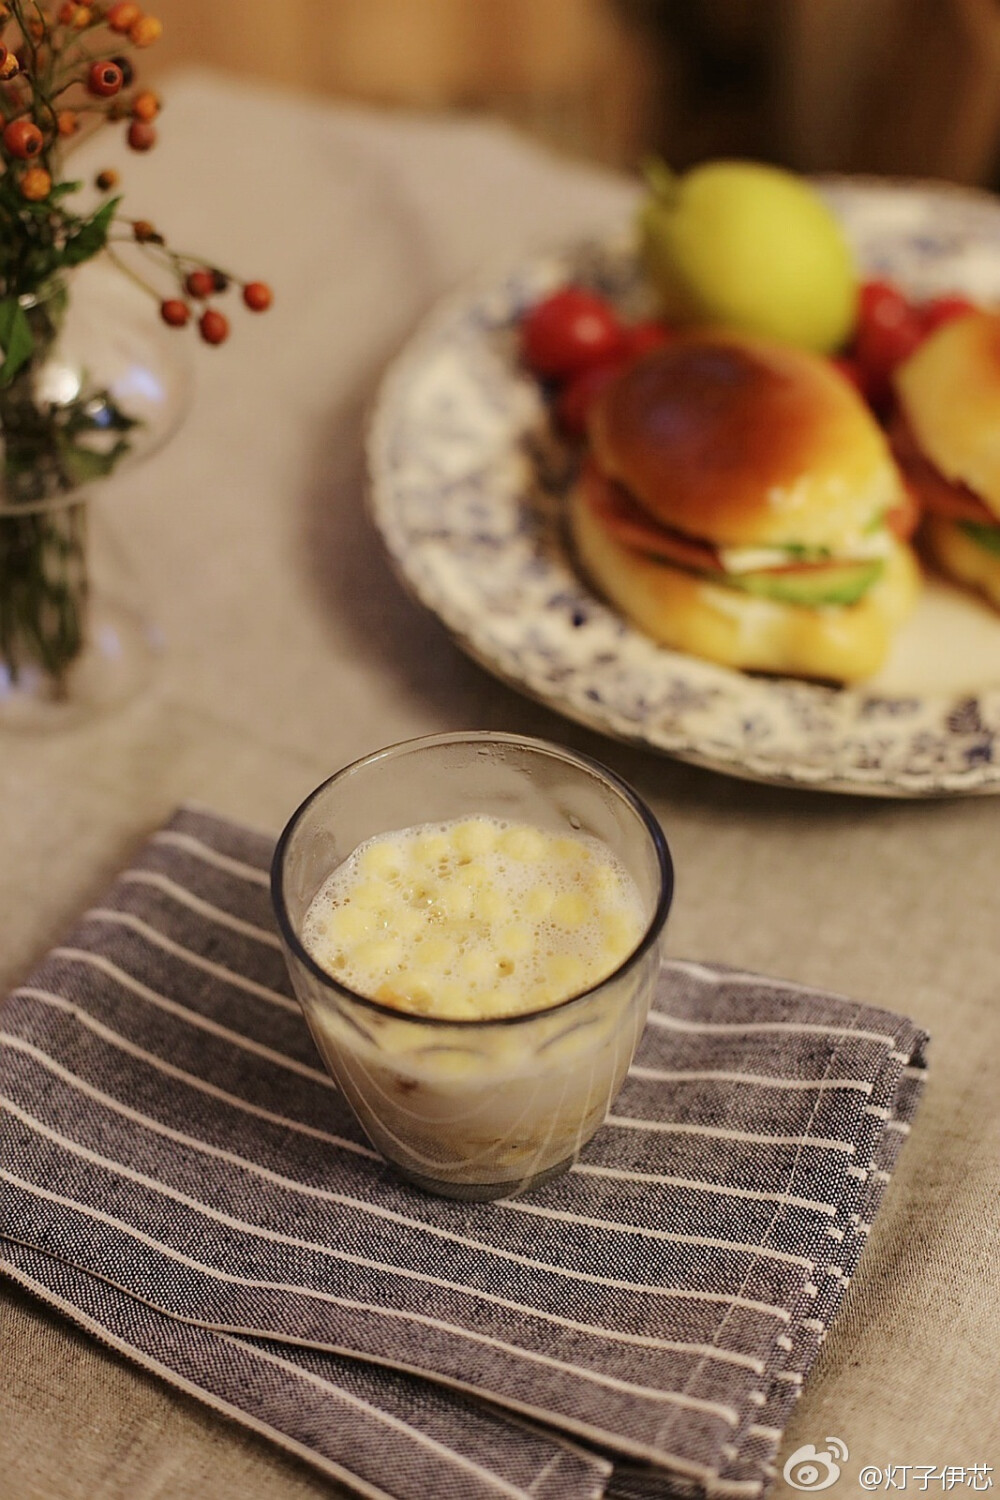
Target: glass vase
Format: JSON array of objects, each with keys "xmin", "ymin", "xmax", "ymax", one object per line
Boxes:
[{"xmin": 0, "ymin": 261, "xmax": 188, "ymax": 730}]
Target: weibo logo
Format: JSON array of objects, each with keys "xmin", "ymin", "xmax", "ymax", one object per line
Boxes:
[{"xmin": 782, "ymin": 1438, "xmax": 849, "ymax": 1491}]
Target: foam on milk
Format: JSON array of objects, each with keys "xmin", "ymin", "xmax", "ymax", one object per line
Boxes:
[{"xmin": 301, "ymin": 816, "xmax": 645, "ymax": 1020}]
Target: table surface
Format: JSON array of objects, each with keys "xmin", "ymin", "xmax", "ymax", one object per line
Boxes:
[{"xmin": 2, "ymin": 69, "xmax": 998, "ymax": 1500}]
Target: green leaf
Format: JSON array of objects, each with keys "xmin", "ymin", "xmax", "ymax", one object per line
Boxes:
[
  {"xmin": 641, "ymin": 156, "xmax": 680, "ymax": 207},
  {"xmin": 0, "ymin": 296, "xmax": 35, "ymax": 385},
  {"xmin": 61, "ymin": 195, "xmax": 121, "ymax": 268},
  {"xmin": 960, "ymin": 521, "xmax": 1000, "ymax": 556},
  {"xmin": 48, "ymin": 180, "xmax": 83, "ymax": 204},
  {"xmin": 56, "ymin": 436, "xmax": 132, "ymax": 486}
]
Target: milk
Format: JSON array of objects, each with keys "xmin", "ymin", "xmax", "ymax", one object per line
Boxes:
[
  {"xmin": 301, "ymin": 816, "xmax": 645, "ymax": 1019},
  {"xmin": 293, "ymin": 816, "xmax": 658, "ymax": 1197}
]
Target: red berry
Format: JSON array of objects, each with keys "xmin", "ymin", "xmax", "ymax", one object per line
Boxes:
[
  {"xmin": 520, "ymin": 287, "xmax": 624, "ymax": 380},
  {"xmin": 107, "ymin": 1, "xmax": 140, "ymax": 29},
  {"xmin": 88, "ymin": 60, "xmax": 123, "ymax": 97},
  {"xmin": 130, "ymin": 15, "xmax": 163, "ymax": 46},
  {"xmin": 199, "ymin": 309, "xmax": 229, "ymax": 345},
  {"xmin": 160, "ymin": 298, "xmax": 189, "ymax": 327},
  {"xmin": 555, "ymin": 361, "xmax": 624, "ymax": 439},
  {"xmin": 620, "ymin": 319, "xmax": 673, "ymax": 362},
  {"xmin": 127, "ymin": 119, "xmax": 157, "ymax": 151},
  {"xmin": 131, "ymin": 89, "xmax": 159, "ymax": 122},
  {"xmin": 185, "ymin": 268, "xmax": 215, "ymax": 299},
  {"xmin": 19, "ymin": 166, "xmax": 51, "ymax": 201},
  {"xmin": 920, "ymin": 293, "xmax": 978, "ymax": 334},
  {"xmin": 2, "ymin": 118, "xmax": 44, "ymax": 159},
  {"xmin": 242, "ymin": 280, "xmax": 272, "ymax": 312}
]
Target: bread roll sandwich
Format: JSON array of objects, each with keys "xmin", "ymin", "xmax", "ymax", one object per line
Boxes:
[
  {"xmin": 568, "ymin": 331, "xmax": 920, "ymax": 682},
  {"xmin": 892, "ymin": 310, "xmax": 1000, "ymax": 611}
]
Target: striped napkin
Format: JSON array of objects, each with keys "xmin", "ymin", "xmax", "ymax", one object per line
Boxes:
[{"xmin": 0, "ymin": 806, "xmax": 928, "ymax": 1500}]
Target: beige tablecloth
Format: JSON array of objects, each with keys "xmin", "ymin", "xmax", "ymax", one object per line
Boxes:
[{"xmin": 2, "ymin": 70, "xmax": 998, "ymax": 1500}]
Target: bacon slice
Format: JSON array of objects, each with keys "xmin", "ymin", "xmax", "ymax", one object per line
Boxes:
[
  {"xmin": 581, "ymin": 461, "xmax": 722, "ymax": 571},
  {"xmin": 579, "ymin": 460, "xmax": 885, "ymax": 579},
  {"xmin": 886, "ymin": 482, "xmax": 920, "ymax": 542}
]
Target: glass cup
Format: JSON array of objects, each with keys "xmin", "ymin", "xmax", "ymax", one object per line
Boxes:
[{"xmin": 271, "ymin": 731, "xmax": 673, "ymax": 1200}]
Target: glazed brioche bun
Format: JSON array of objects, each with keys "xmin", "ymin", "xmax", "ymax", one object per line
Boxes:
[
  {"xmin": 920, "ymin": 513, "xmax": 1000, "ymax": 611},
  {"xmin": 587, "ymin": 331, "xmax": 906, "ymax": 549},
  {"xmin": 569, "ymin": 478, "xmax": 920, "ymax": 682},
  {"xmin": 894, "ymin": 311, "xmax": 1000, "ymax": 517},
  {"xmin": 570, "ymin": 330, "xmax": 919, "ymax": 681}
]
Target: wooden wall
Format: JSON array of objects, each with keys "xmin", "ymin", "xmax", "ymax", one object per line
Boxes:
[
  {"xmin": 142, "ymin": 0, "xmax": 1000, "ymax": 186},
  {"xmin": 145, "ymin": 0, "xmax": 661, "ymax": 168}
]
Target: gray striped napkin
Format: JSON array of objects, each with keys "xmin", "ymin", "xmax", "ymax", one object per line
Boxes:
[{"xmin": 0, "ymin": 806, "xmax": 929, "ymax": 1500}]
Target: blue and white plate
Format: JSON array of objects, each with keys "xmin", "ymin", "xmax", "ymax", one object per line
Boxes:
[{"xmin": 367, "ymin": 180, "xmax": 1000, "ymax": 796}]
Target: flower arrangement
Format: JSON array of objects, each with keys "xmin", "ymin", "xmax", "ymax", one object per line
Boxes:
[{"xmin": 0, "ymin": 0, "xmax": 272, "ymax": 703}]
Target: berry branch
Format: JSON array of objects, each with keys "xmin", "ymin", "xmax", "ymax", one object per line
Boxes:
[
  {"xmin": 0, "ymin": 2, "xmax": 273, "ymax": 697},
  {"xmin": 0, "ymin": 0, "xmax": 272, "ymax": 359}
]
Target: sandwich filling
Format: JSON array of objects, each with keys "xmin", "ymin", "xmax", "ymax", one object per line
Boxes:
[
  {"xmin": 581, "ymin": 459, "xmax": 914, "ymax": 607},
  {"xmin": 890, "ymin": 412, "xmax": 1000, "ymax": 557}
]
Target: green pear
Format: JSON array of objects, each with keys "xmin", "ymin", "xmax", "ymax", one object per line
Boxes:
[{"xmin": 638, "ymin": 158, "xmax": 857, "ymax": 355}]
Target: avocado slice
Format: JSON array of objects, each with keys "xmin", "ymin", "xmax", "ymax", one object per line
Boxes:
[
  {"xmin": 960, "ymin": 521, "xmax": 1000, "ymax": 556},
  {"xmin": 720, "ymin": 559, "xmax": 884, "ymax": 606}
]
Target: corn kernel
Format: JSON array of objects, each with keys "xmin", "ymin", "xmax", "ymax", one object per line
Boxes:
[
  {"xmin": 452, "ymin": 819, "xmax": 497, "ymax": 857},
  {"xmin": 439, "ymin": 882, "xmax": 474, "ymax": 921},
  {"xmin": 352, "ymin": 937, "xmax": 402, "ymax": 972},
  {"xmin": 383, "ymin": 971, "xmax": 436, "ymax": 1012},
  {"xmin": 414, "ymin": 933, "xmax": 456, "ymax": 968},
  {"xmin": 497, "ymin": 922, "xmax": 532, "ymax": 958},
  {"xmin": 415, "ymin": 832, "xmax": 450, "ymax": 866},
  {"xmin": 327, "ymin": 904, "xmax": 377, "ymax": 943},
  {"xmin": 551, "ymin": 891, "xmax": 588, "ymax": 928},
  {"xmin": 460, "ymin": 948, "xmax": 496, "ymax": 983},
  {"xmin": 545, "ymin": 953, "xmax": 586, "ymax": 995},
  {"xmin": 602, "ymin": 910, "xmax": 640, "ymax": 957},
  {"xmin": 524, "ymin": 885, "xmax": 555, "ymax": 919},
  {"xmin": 498, "ymin": 825, "xmax": 547, "ymax": 861},
  {"xmin": 475, "ymin": 887, "xmax": 505, "ymax": 922},
  {"xmin": 351, "ymin": 881, "xmax": 390, "ymax": 911},
  {"xmin": 552, "ymin": 835, "xmax": 590, "ymax": 866},
  {"xmin": 394, "ymin": 907, "xmax": 425, "ymax": 939},
  {"xmin": 360, "ymin": 841, "xmax": 404, "ymax": 879}
]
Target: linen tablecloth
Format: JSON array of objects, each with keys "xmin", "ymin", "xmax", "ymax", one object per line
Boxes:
[{"xmin": 2, "ymin": 67, "xmax": 999, "ymax": 1500}]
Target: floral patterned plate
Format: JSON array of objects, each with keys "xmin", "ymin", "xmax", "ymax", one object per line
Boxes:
[{"xmin": 366, "ymin": 180, "xmax": 1000, "ymax": 796}]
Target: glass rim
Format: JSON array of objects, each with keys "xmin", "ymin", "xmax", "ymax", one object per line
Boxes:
[{"xmin": 270, "ymin": 730, "xmax": 674, "ymax": 1029}]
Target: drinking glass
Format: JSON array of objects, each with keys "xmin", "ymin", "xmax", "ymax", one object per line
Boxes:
[{"xmin": 271, "ymin": 731, "xmax": 673, "ymax": 1199}]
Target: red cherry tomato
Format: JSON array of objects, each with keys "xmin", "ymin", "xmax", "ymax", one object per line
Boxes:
[
  {"xmin": 853, "ymin": 278, "xmax": 924, "ymax": 406},
  {"xmin": 920, "ymin": 293, "xmax": 978, "ymax": 334},
  {"xmin": 520, "ymin": 287, "xmax": 624, "ymax": 379},
  {"xmin": 555, "ymin": 360, "xmax": 624, "ymax": 439},
  {"xmin": 857, "ymin": 278, "xmax": 912, "ymax": 333},
  {"xmin": 620, "ymin": 319, "xmax": 673, "ymax": 362}
]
